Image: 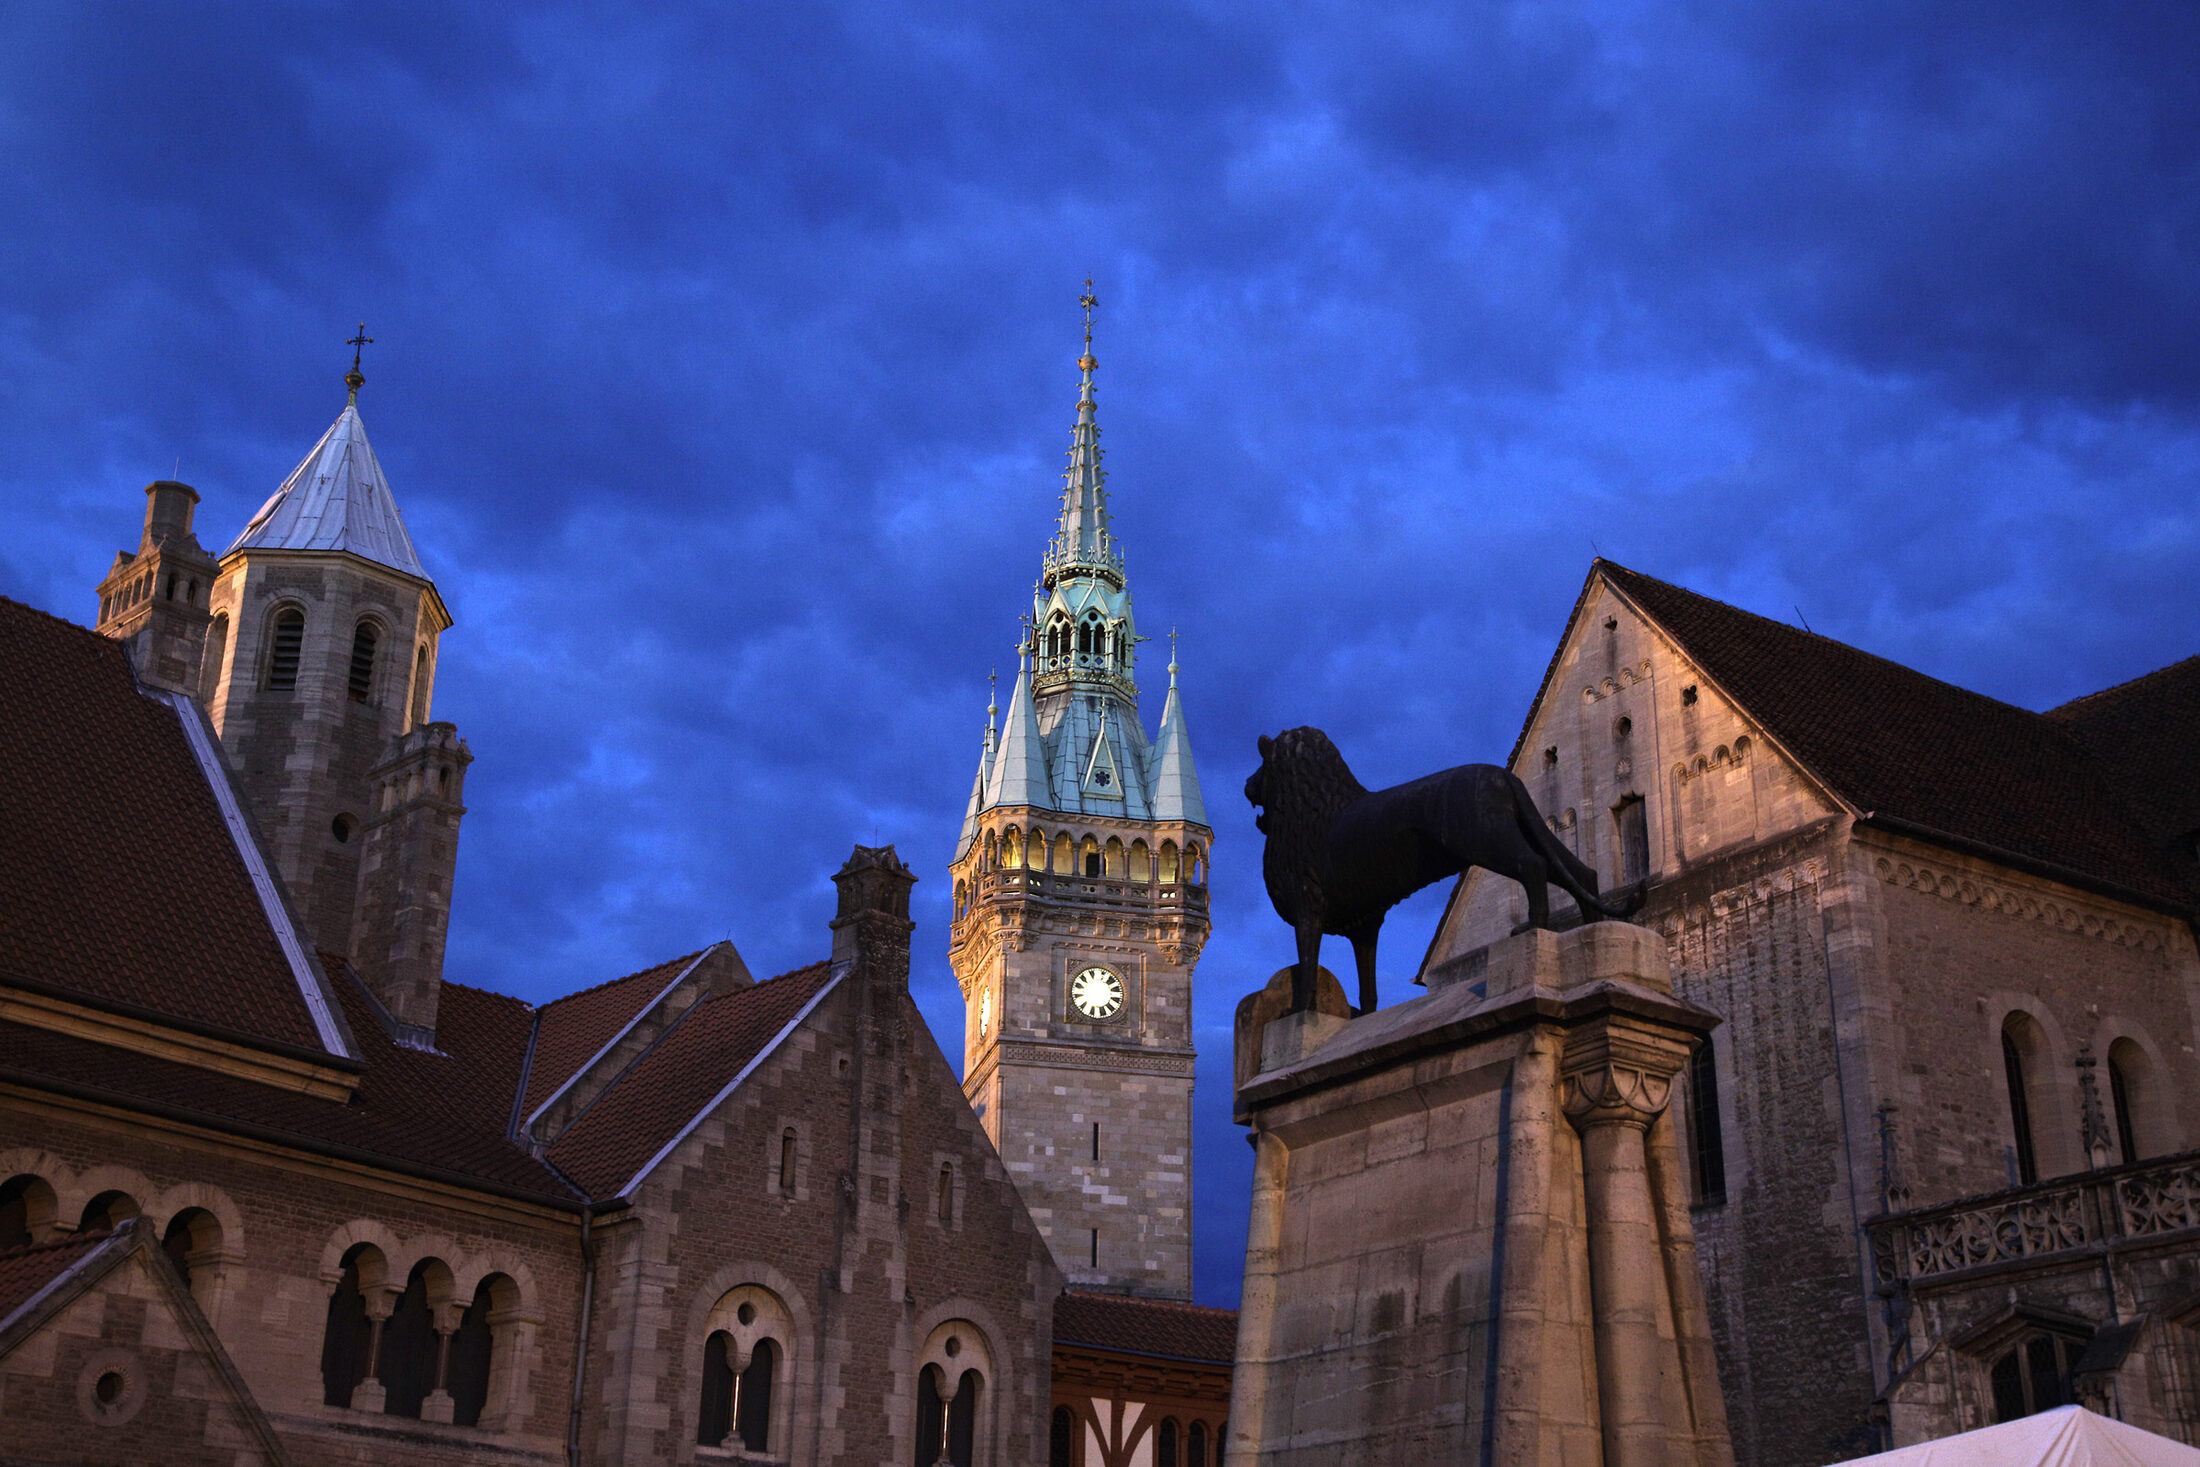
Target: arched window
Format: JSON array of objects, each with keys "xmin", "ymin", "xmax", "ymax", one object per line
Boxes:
[
  {"xmin": 1989, "ymin": 1332, "xmax": 2080, "ymax": 1422},
  {"xmin": 1051, "ymin": 1405, "xmax": 1077, "ymax": 1467},
  {"xmin": 1188, "ymin": 1420, "xmax": 1209, "ymax": 1467},
  {"xmin": 1053, "ymin": 833, "xmax": 1075, "ymax": 876},
  {"xmin": 79, "ymin": 1190, "xmax": 139, "ymax": 1232},
  {"xmin": 1130, "ymin": 841, "xmax": 1151, "ymax": 882},
  {"xmin": 321, "ymin": 1243, "xmax": 385, "ymax": 1408},
  {"xmin": 410, "ymin": 644, "xmax": 432, "ymax": 726},
  {"xmin": 736, "ymin": 1339, "xmax": 776, "ymax": 1450},
  {"xmin": 1104, "ymin": 838, "xmax": 1125, "ymax": 878},
  {"xmin": 2003, "ymin": 1016, "xmax": 2043, "ymax": 1186},
  {"xmin": 266, "ymin": 607, "xmax": 305, "ymax": 691},
  {"xmin": 938, "ymin": 1164, "xmax": 954, "ymax": 1225},
  {"xmin": 379, "ymin": 1258, "xmax": 450, "ymax": 1418},
  {"xmin": 445, "ymin": 1273, "xmax": 513, "ymax": 1428},
  {"xmin": 982, "ymin": 830, "xmax": 998, "ymax": 872},
  {"xmin": 348, "ymin": 622, "xmax": 380, "ymax": 704},
  {"xmin": 1158, "ymin": 1417, "xmax": 1181, "ymax": 1467},
  {"xmin": 1159, "ymin": 841, "xmax": 1180, "ymax": 885},
  {"xmin": 202, "ymin": 613, "xmax": 230, "ymax": 703},
  {"xmin": 160, "ymin": 1208, "xmax": 221, "ymax": 1294},
  {"xmin": 2107, "ymin": 1038, "xmax": 2155, "ymax": 1163},
  {"xmin": 0, "ymin": 1174, "xmax": 56, "ymax": 1248},
  {"xmin": 1186, "ymin": 844, "xmax": 1205, "ymax": 886},
  {"xmin": 698, "ymin": 1332, "xmax": 735, "ymax": 1446},
  {"xmin": 1082, "ymin": 836, "xmax": 1101, "ymax": 878},
  {"xmin": 915, "ymin": 1366, "xmax": 980, "ymax": 1467}
]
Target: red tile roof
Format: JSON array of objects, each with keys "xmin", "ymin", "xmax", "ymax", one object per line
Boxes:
[
  {"xmin": 547, "ymin": 962, "xmax": 836, "ymax": 1197},
  {"xmin": 521, "ymin": 949, "xmax": 707, "ymax": 1120},
  {"xmin": 0, "ymin": 970, "xmax": 578, "ymax": 1203},
  {"xmin": 1589, "ymin": 563, "xmax": 2198, "ymax": 910},
  {"xmin": 0, "ymin": 1230, "xmax": 115, "ymax": 1329},
  {"xmin": 2048, "ymin": 655, "xmax": 2200, "ymax": 857},
  {"xmin": 0, "ymin": 598, "xmax": 332, "ymax": 1051},
  {"xmin": 1053, "ymin": 1290, "xmax": 1239, "ymax": 1364}
]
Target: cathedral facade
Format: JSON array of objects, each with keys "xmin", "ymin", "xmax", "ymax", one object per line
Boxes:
[
  {"xmin": 947, "ymin": 318, "xmax": 1212, "ymax": 1304},
  {"xmin": 0, "ymin": 361, "xmax": 1062, "ymax": 1465}
]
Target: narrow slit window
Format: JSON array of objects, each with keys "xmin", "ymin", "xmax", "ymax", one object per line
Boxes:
[
  {"xmin": 937, "ymin": 1164, "xmax": 953, "ymax": 1225},
  {"xmin": 2004, "ymin": 1028, "xmax": 2038, "ymax": 1185},
  {"xmin": 1617, "ymin": 796, "xmax": 1650, "ymax": 884},
  {"xmin": 1092, "ymin": 1123, "xmax": 1100, "ymax": 1162},
  {"xmin": 1689, "ymin": 1037, "xmax": 1727, "ymax": 1205},
  {"xmin": 1090, "ymin": 1228, "xmax": 1098, "ymax": 1268},
  {"xmin": 779, "ymin": 1129, "xmax": 797, "ymax": 1194}
]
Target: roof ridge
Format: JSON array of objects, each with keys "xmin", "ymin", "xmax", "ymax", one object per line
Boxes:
[
  {"xmin": 540, "ymin": 948, "xmax": 713, "ymax": 1009},
  {"xmin": 2045, "ymin": 652, "xmax": 2200, "ymax": 719},
  {"xmin": 1061, "ymin": 1289, "xmax": 1237, "ymax": 1315},
  {"xmin": 1595, "ymin": 559, "xmax": 2052, "ymax": 722}
]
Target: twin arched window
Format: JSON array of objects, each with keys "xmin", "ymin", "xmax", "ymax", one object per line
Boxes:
[
  {"xmin": 698, "ymin": 1334, "xmax": 776, "ymax": 1450},
  {"xmin": 916, "ymin": 1365, "xmax": 980, "ymax": 1467}
]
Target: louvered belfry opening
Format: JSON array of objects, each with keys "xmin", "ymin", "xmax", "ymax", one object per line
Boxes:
[
  {"xmin": 267, "ymin": 608, "xmax": 305, "ymax": 690},
  {"xmin": 348, "ymin": 621, "xmax": 379, "ymax": 703}
]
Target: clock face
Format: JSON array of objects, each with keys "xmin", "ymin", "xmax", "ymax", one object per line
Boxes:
[
  {"xmin": 979, "ymin": 988, "xmax": 992, "ymax": 1036},
  {"xmin": 1070, "ymin": 966, "xmax": 1124, "ymax": 1020}
]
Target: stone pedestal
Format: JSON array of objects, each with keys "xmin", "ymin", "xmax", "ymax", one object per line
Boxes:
[{"xmin": 1224, "ymin": 922, "xmax": 1733, "ymax": 1467}]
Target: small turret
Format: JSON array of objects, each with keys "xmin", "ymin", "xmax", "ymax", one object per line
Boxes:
[{"xmin": 94, "ymin": 480, "xmax": 219, "ymax": 697}]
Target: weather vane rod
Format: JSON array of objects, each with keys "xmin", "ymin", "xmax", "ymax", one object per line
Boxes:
[
  {"xmin": 345, "ymin": 322, "xmax": 374, "ymax": 407},
  {"xmin": 1080, "ymin": 279, "xmax": 1098, "ymax": 352}
]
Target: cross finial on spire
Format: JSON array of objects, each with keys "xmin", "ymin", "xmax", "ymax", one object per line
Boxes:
[
  {"xmin": 1079, "ymin": 279, "xmax": 1097, "ymax": 348},
  {"xmin": 344, "ymin": 322, "xmax": 374, "ymax": 407}
]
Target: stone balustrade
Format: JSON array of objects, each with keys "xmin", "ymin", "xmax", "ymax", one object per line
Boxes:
[{"xmin": 1869, "ymin": 1150, "xmax": 2200, "ymax": 1288}]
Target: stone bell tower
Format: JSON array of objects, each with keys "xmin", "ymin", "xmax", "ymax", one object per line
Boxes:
[
  {"xmin": 96, "ymin": 334, "xmax": 469, "ymax": 1041},
  {"xmin": 947, "ymin": 290, "xmax": 1212, "ymax": 1300}
]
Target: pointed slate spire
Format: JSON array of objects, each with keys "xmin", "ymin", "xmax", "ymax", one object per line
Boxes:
[
  {"xmin": 228, "ymin": 403, "xmax": 428, "ymax": 580},
  {"xmin": 1150, "ymin": 642, "xmax": 1207, "ymax": 826},
  {"xmin": 1043, "ymin": 281, "xmax": 1124, "ymax": 588},
  {"xmin": 985, "ymin": 649, "xmax": 1049, "ymax": 810},
  {"xmin": 957, "ymin": 673, "xmax": 1001, "ymax": 854}
]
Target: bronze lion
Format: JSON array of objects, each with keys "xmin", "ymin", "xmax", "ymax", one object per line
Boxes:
[{"xmin": 1244, "ymin": 727, "xmax": 1643, "ymax": 1014}]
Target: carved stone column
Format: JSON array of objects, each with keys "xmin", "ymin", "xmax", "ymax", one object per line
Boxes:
[
  {"xmin": 1563, "ymin": 1018, "xmax": 1692, "ymax": 1467},
  {"xmin": 351, "ymin": 1287, "xmax": 400, "ymax": 1413}
]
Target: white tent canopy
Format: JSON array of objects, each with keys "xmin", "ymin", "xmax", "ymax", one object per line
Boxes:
[{"xmin": 1837, "ymin": 1408, "xmax": 2200, "ymax": 1467}]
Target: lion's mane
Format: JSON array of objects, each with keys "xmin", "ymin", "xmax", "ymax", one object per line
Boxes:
[{"xmin": 1253, "ymin": 726, "xmax": 1368, "ymax": 926}]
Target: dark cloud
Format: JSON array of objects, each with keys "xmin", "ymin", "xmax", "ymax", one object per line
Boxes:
[{"xmin": 3, "ymin": 0, "xmax": 2195, "ymax": 1303}]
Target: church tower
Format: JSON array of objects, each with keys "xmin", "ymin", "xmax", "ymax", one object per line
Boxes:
[
  {"xmin": 948, "ymin": 293, "xmax": 1211, "ymax": 1300},
  {"xmin": 96, "ymin": 336, "xmax": 469, "ymax": 1041}
]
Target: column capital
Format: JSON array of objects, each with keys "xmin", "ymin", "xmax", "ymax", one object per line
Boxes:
[{"xmin": 1561, "ymin": 1061, "xmax": 1674, "ymax": 1131}]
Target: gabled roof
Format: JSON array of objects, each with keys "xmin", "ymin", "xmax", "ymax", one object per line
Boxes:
[
  {"xmin": 1052, "ymin": 1289, "xmax": 1238, "ymax": 1364},
  {"xmin": 0, "ymin": 598, "xmax": 352, "ymax": 1056},
  {"xmin": 546, "ymin": 961, "xmax": 839, "ymax": 1197},
  {"xmin": 0, "ymin": 1229, "xmax": 117, "ymax": 1333},
  {"xmin": 2048, "ymin": 655, "xmax": 2200, "ymax": 854},
  {"xmin": 227, "ymin": 404, "xmax": 428, "ymax": 580},
  {"xmin": 1552, "ymin": 563, "xmax": 2196, "ymax": 910},
  {"xmin": 522, "ymin": 948, "xmax": 710, "ymax": 1120}
]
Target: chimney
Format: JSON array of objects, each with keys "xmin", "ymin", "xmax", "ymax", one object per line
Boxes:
[
  {"xmin": 143, "ymin": 480, "xmax": 201, "ymax": 546},
  {"xmin": 830, "ymin": 844, "xmax": 916, "ymax": 978}
]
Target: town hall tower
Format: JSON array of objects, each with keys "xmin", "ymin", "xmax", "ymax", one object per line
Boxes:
[{"xmin": 948, "ymin": 295, "xmax": 1211, "ymax": 1300}]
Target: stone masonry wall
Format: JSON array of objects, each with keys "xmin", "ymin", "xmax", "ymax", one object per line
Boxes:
[
  {"xmin": 586, "ymin": 973, "xmax": 1058, "ymax": 1465},
  {"xmin": 0, "ymin": 1094, "xmax": 581, "ymax": 1466}
]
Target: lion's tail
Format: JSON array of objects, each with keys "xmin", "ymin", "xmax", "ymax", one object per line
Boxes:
[{"xmin": 1506, "ymin": 771, "xmax": 1645, "ymax": 921}]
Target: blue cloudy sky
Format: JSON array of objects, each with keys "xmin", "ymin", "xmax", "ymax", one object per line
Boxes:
[{"xmin": 4, "ymin": 2, "xmax": 2196, "ymax": 1303}]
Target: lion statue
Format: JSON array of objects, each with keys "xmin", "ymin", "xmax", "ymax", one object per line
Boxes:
[{"xmin": 1243, "ymin": 727, "xmax": 1643, "ymax": 1014}]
